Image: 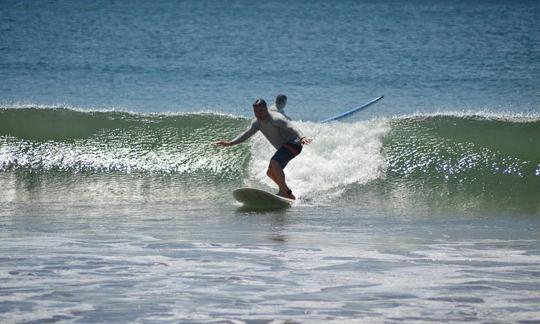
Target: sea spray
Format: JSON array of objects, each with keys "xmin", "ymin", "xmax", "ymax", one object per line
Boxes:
[{"xmin": 248, "ymin": 119, "xmax": 390, "ymax": 199}]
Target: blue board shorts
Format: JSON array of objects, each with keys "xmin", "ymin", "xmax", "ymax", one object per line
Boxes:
[{"xmin": 270, "ymin": 142, "xmax": 303, "ymax": 169}]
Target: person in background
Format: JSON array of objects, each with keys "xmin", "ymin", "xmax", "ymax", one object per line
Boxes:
[{"xmin": 269, "ymin": 94, "xmax": 290, "ymax": 120}]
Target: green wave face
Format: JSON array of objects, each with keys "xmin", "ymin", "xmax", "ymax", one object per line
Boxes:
[
  {"xmin": 0, "ymin": 107, "xmax": 251, "ymax": 182},
  {"xmin": 379, "ymin": 115, "xmax": 540, "ymax": 213}
]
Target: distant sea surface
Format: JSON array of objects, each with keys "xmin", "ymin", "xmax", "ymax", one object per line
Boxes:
[{"xmin": 1, "ymin": 1, "xmax": 539, "ymax": 323}]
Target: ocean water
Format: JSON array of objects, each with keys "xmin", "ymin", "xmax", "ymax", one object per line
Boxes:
[{"xmin": 1, "ymin": 1, "xmax": 540, "ymax": 323}]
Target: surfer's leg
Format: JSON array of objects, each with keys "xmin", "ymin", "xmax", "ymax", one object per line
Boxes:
[
  {"xmin": 268, "ymin": 160, "xmax": 292, "ymax": 198},
  {"xmin": 266, "ymin": 167, "xmax": 281, "ymax": 192},
  {"xmin": 266, "ymin": 167, "xmax": 279, "ymax": 185},
  {"xmin": 268, "ymin": 142, "xmax": 302, "ymax": 199}
]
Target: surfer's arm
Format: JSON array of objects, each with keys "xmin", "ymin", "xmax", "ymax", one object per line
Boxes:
[{"xmin": 227, "ymin": 120, "xmax": 259, "ymax": 146}]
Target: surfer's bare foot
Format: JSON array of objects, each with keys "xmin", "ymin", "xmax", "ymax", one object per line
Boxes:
[
  {"xmin": 278, "ymin": 190, "xmax": 296, "ymax": 200},
  {"xmin": 288, "ymin": 192, "xmax": 296, "ymax": 200}
]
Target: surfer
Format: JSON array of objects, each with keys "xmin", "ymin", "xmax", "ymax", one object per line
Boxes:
[
  {"xmin": 269, "ymin": 94, "xmax": 290, "ymax": 120},
  {"xmin": 215, "ymin": 98, "xmax": 311, "ymax": 200}
]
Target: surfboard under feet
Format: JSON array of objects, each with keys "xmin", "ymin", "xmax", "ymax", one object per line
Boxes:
[{"xmin": 233, "ymin": 188, "xmax": 294, "ymax": 208}]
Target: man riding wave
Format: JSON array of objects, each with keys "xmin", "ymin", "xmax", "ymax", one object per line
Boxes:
[{"xmin": 215, "ymin": 98, "xmax": 311, "ymax": 200}]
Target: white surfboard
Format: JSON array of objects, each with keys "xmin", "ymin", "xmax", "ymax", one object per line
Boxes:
[
  {"xmin": 233, "ymin": 188, "xmax": 294, "ymax": 208},
  {"xmin": 320, "ymin": 95, "xmax": 384, "ymax": 123}
]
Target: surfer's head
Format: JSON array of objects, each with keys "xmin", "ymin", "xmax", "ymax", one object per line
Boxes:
[
  {"xmin": 253, "ymin": 98, "xmax": 269, "ymax": 121},
  {"xmin": 275, "ymin": 94, "xmax": 287, "ymax": 110}
]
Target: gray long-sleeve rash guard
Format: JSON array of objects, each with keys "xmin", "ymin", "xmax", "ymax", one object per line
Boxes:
[
  {"xmin": 269, "ymin": 104, "xmax": 291, "ymax": 121},
  {"xmin": 231, "ymin": 110, "xmax": 303, "ymax": 149}
]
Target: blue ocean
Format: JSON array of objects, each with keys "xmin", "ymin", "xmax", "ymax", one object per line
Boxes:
[{"xmin": 1, "ymin": 1, "xmax": 539, "ymax": 322}]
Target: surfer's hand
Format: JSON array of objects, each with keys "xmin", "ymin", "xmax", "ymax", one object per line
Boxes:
[
  {"xmin": 215, "ymin": 140, "xmax": 232, "ymax": 147},
  {"xmin": 301, "ymin": 137, "xmax": 313, "ymax": 145}
]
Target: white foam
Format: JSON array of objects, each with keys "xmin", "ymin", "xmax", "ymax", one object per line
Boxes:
[
  {"xmin": 390, "ymin": 109, "xmax": 540, "ymax": 122},
  {"xmin": 247, "ymin": 119, "xmax": 390, "ymax": 199}
]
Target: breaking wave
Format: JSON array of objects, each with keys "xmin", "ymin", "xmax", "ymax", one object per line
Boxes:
[{"xmin": 1, "ymin": 107, "xmax": 539, "ymax": 212}]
